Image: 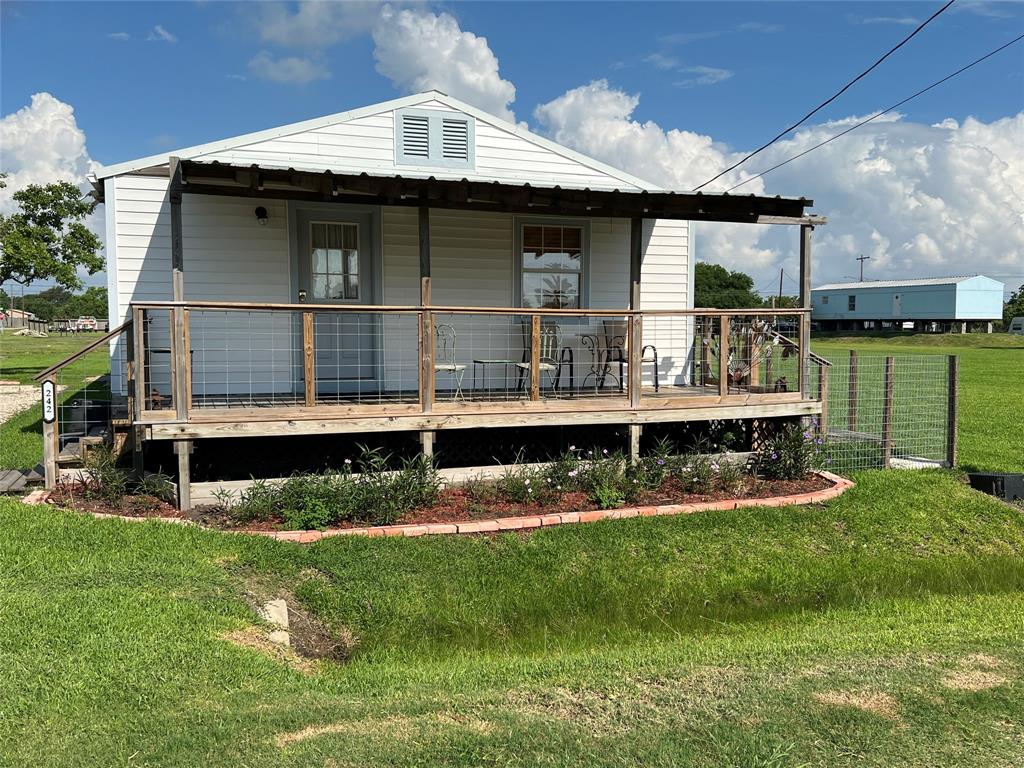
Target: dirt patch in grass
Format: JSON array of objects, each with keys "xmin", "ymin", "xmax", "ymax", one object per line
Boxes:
[
  {"xmin": 812, "ymin": 690, "xmax": 902, "ymax": 722},
  {"xmin": 941, "ymin": 653, "xmax": 1015, "ymax": 692},
  {"xmin": 274, "ymin": 713, "xmax": 493, "ymax": 748},
  {"xmin": 220, "ymin": 626, "xmax": 318, "ymax": 674},
  {"xmin": 286, "ymin": 599, "xmax": 358, "ymax": 662}
]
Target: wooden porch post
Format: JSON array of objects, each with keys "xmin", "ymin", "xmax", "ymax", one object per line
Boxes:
[
  {"xmin": 798, "ymin": 224, "xmax": 813, "ymax": 398},
  {"xmin": 168, "ymin": 157, "xmax": 193, "ymax": 487},
  {"xmin": 169, "ymin": 156, "xmax": 185, "ymax": 303},
  {"xmin": 418, "ymin": 203, "xmax": 435, "ymax": 456},
  {"xmin": 628, "ymin": 217, "xmax": 643, "ymax": 462},
  {"xmin": 174, "ymin": 440, "xmax": 192, "ymax": 511}
]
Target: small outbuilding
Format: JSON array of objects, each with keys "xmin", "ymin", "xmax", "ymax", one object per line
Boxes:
[{"xmin": 812, "ymin": 275, "xmax": 1005, "ymax": 333}]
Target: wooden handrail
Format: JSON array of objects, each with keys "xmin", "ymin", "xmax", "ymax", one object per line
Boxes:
[
  {"xmin": 33, "ymin": 320, "xmax": 133, "ymax": 381},
  {"xmin": 128, "ymin": 299, "xmax": 811, "ymax": 318}
]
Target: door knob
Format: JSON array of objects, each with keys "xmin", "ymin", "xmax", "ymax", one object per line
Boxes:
[{"xmin": 298, "ymin": 289, "xmax": 307, "ymax": 303}]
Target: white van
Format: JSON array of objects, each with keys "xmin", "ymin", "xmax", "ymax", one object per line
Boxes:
[{"xmin": 1009, "ymin": 316, "xmax": 1024, "ymax": 335}]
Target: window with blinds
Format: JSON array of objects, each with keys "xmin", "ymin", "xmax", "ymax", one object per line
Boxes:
[{"xmin": 395, "ymin": 108, "xmax": 475, "ymax": 169}]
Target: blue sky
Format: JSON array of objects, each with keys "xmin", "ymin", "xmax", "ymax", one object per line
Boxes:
[
  {"xmin": 3, "ymin": 1, "xmax": 1021, "ymax": 166},
  {"xmin": 1, "ymin": 1, "xmax": 1022, "ymax": 293}
]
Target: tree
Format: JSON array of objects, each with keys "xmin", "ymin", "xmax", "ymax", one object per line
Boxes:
[
  {"xmin": 0, "ymin": 174, "xmax": 104, "ymax": 291},
  {"xmin": 61, "ymin": 286, "xmax": 108, "ymax": 318},
  {"xmin": 694, "ymin": 262, "xmax": 762, "ymax": 308},
  {"xmin": 1005, "ymin": 284, "xmax": 1024, "ymax": 327}
]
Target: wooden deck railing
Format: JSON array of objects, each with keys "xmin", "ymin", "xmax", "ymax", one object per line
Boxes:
[{"xmin": 126, "ymin": 300, "xmax": 816, "ymax": 422}]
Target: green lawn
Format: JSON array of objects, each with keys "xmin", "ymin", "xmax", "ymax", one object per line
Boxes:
[
  {"xmin": 3, "ymin": 470, "xmax": 1023, "ymax": 766},
  {"xmin": 813, "ymin": 333, "xmax": 1024, "ymax": 473},
  {"xmin": 0, "ymin": 332, "xmax": 110, "ymax": 470}
]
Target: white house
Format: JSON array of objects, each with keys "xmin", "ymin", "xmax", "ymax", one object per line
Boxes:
[{"xmin": 62, "ymin": 90, "xmax": 824, "ymax": 507}]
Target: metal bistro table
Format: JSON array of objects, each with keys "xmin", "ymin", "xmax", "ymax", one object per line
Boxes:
[{"xmin": 471, "ymin": 358, "xmax": 520, "ymax": 396}]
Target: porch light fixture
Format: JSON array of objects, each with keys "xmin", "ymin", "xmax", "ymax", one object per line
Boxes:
[{"xmin": 254, "ymin": 206, "xmax": 269, "ymax": 225}]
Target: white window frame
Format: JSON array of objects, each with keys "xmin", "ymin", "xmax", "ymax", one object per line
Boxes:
[
  {"xmin": 395, "ymin": 107, "xmax": 475, "ymax": 170},
  {"xmin": 513, "ymin": 217, "xmax": 591, "ymax": 309},
  {"xmin": 309, "ymin": 220, "xmax": 361, "ymax": 302}
]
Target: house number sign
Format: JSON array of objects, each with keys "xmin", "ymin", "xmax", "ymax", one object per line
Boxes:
[{"xmin": 41, "ymin": 380, "xmax": 56, "ymax": 424}]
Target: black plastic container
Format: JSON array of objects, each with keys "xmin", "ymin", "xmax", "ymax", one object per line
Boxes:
[{"xmin": 967, "ymin": 473, "xmax": 1024, "ymax": 502}]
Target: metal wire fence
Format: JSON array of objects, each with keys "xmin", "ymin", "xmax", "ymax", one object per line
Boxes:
[{"xmin": 818, "ymin": 351, "xmax": 955, "ymax": 473}]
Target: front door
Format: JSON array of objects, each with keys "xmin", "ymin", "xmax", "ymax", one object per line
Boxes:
[
  {"xmin": 294, "ymin": 207, "xmax": 378, "ymax": 395},
  {"xmin": 892, "ymin": 293, "xmax": 902, "ymax": 317}
]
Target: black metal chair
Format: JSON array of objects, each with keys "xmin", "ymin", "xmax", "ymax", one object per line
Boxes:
[
  {"xmin": 515, "ymin": 321, "xmax": 573, "ymax": 393},
  {"xmin": 601, "ymin": 319, "xmax": 660, "ymax": 392}
]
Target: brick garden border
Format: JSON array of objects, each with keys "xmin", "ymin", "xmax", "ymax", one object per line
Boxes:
[{"xmin": 21, "ymin": 471, "xmax": 854, "ymax": 543}]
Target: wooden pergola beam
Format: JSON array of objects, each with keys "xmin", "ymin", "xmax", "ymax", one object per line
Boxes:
[{"xmin": 176, "ymin": 160, "xmax": 815, "ymax": 224}]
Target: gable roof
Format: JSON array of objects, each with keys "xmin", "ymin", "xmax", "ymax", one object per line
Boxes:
[
  {"xmin": 813, "ymin": 275, "xmax": 1001, "ymax": 291},
  {"xmin": 92, "ymin": 91, "xmax": 662, "ymax": 191}
]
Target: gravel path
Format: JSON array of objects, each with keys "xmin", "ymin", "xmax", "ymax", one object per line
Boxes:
[{"xmin": 0, "ymin": 385, "xmax": 40, "ymax": 423}]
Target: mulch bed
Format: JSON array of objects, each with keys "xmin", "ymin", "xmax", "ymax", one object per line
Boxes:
[
  {"xmin": 49, "ymin": 474, "xmax": 832, "ymax": 531},
  {"xmin": 48, "ymin": 486, "xmax": 182, "ymax": 519}
]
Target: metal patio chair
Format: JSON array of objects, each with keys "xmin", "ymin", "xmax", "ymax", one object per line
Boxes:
[
  {"xmin": 515, "ymin": 320, "xmax": 573, "ymax": 394},
  {"xmin": 434, "ymin": 323, "xmax": 467, "ymax": 400},
  {"xmin": 598, "ymin": 319, "xmax": 660, "ymax": 392}
]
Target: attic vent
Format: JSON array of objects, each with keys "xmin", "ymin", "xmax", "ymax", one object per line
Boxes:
[
  {"xmin": 441, "ymin": 119, "xmax": 469, "ymax": 160},
  {"xmin": 395, "ymin": 107, "xmax": 475, "ymax": 169},
  {"xmin": 400, "ymin": 114, "xmax": 430, "ymax": 158}
]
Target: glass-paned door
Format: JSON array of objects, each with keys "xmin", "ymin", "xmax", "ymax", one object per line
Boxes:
[{"xmin": 295, "ymin": 208, "xmax": 377, "ymax": 395}]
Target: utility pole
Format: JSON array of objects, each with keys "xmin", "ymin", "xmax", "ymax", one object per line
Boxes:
[
  {"xmin": 778, "ymin": 267, "xmax": 784, "ymax": 302},
  {"xmin": 856, "ymin": 254, "xmax": 871, "ymax": 281}
]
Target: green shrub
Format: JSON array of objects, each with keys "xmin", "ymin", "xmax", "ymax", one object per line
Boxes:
[
  {"xmin": 81, "ymin": 446, "xmax": 128, "ymax": 506},
  {"xmin": 679, "ymin": 453, "xmax": 715, "ymax": 494},
  {"xmin": 755, "ymin": 423, "xmax": 825, "ymax": 480},
  {"xmin": 282, "ymin": 498, "xmax": 333, "ymax": 531},
  {"xmin": 219, "ymin": 446, "xmax": 441, "ymax": 529}
]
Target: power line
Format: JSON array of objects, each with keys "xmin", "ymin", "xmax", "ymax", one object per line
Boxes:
[
  {"xmin": 692, "ymin": 0, "xmax": 957, "ymax": 191},
  {"xmin": 724, "ymin": 33, "xmax": 1024, "ymax": 192}
]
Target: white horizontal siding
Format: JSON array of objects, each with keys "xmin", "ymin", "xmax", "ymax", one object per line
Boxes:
[
  {"xmin": 641, "ymin": 219, "xmax": 691, "ymax": 386},
  {"xmin": 109, "ymin": 175, "xmax": 293, "ymax": 396},
  {"xmin": 109, "ymin": 178, "xmax": 689, "ymax": 397},
  {"xmin": 196, "ymin": 104, "xmax": 641, "ymax": 191}
]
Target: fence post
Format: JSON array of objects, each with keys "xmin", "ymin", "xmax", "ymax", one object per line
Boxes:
[
  {"xmin": 628, "ymin": 312, "xmax": 642, "ymax": 408},
  {"xmin": 947, "ymin": 354, "xmax": 959, "ymax": 468},
  {"xmin": 718, "ymin": 315, "xmax": 730, "ymax": 397},
  {"xmin": 881, "ymin": 355, "xmax": 895, "ymax": 468},
  {"xmin": 302, "ymin": 311, "xmax": 315, "ymax": 407},
  {"xmin": 171, "ymin": 306, "xmax": 189, "ymax": 421},
  {"xmin": 530, "ymin": 314, "xmax": 541, "ymax": 402},
  {"xmin": 847, "ymin": 350, "xmax": 858, "ymax": 432},
  {"xmin": 133, "ymin": 306, "xmax": 146, "ymax": 416},
  {"xmin": 41, "ymin": 376, "xmax": 58, "ymax": 490},
  {"xmin": 818, "ymin": 364, "xmax": 829, "ymax": 437}
]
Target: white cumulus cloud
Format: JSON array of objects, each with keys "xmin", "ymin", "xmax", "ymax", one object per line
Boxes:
[
  {"xmin": 255, "ymin": 0, "xmax": 383, "ymax": 48},
  {"xmin": 146, "ymin": 24, "xmax": 177, "ymax": 43},
  {"xmin": 372, "ymin": 4, "xmax": 518, "ymax": 122},
  {"xmin": 0, "ymin": 92, "xmax": 97, "ymax": 215},
  {"xmin": 534, "ymin": 79, "xmax": 1024, "ymax": 290},
  {"xmin": 248, "ymin": 50, "xmax": 330, "ymax": 84}
]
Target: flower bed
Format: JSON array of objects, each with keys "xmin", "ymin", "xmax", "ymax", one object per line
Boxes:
[{"xmin": 37, "ymin": 425, "xmax": 852, "ymax": 539}]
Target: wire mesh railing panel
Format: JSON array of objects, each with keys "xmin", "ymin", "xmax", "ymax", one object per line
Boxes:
[
  {"xmin": 54, "ymin": 333, "xmax": 130, "ymax": 460},
  {"xmin": 642, "ymin": 315, "xmax": 693, "ymax": 392},
  {"xmin": 141, "ymin": 309, "xmax": 174, "ymax": 411},
  {"xmin": 820, "ymin": 352, "xmax": 953, "ymax": 472},
  {"xmin": 188, "ymin": 309, "xmax": 301, "ymax": 409},
  {"xmin": 314, "ymin": 311, "xmax": 420, "ymax": 405}
]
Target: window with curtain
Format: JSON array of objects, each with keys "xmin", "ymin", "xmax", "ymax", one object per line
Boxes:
[
  {"xmin": 310, "ymin": 222, "xmax": 359, "ymax": 300},
  {"xmin": 520, "ymin": 224, "xmax": 584, "ymax": 309}
]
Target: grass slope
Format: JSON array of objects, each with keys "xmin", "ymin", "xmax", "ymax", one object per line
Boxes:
[
  {"xmin": 0, "ymin": 332, "xmax": 109, "ymax": 470},
  {"xmin": 3, "ymin": 471, "xmax": 1023, "ymax": 766},
  {"xmin": 813, "ymin": 333, "xmax": 1024, "ymax": 473}
]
